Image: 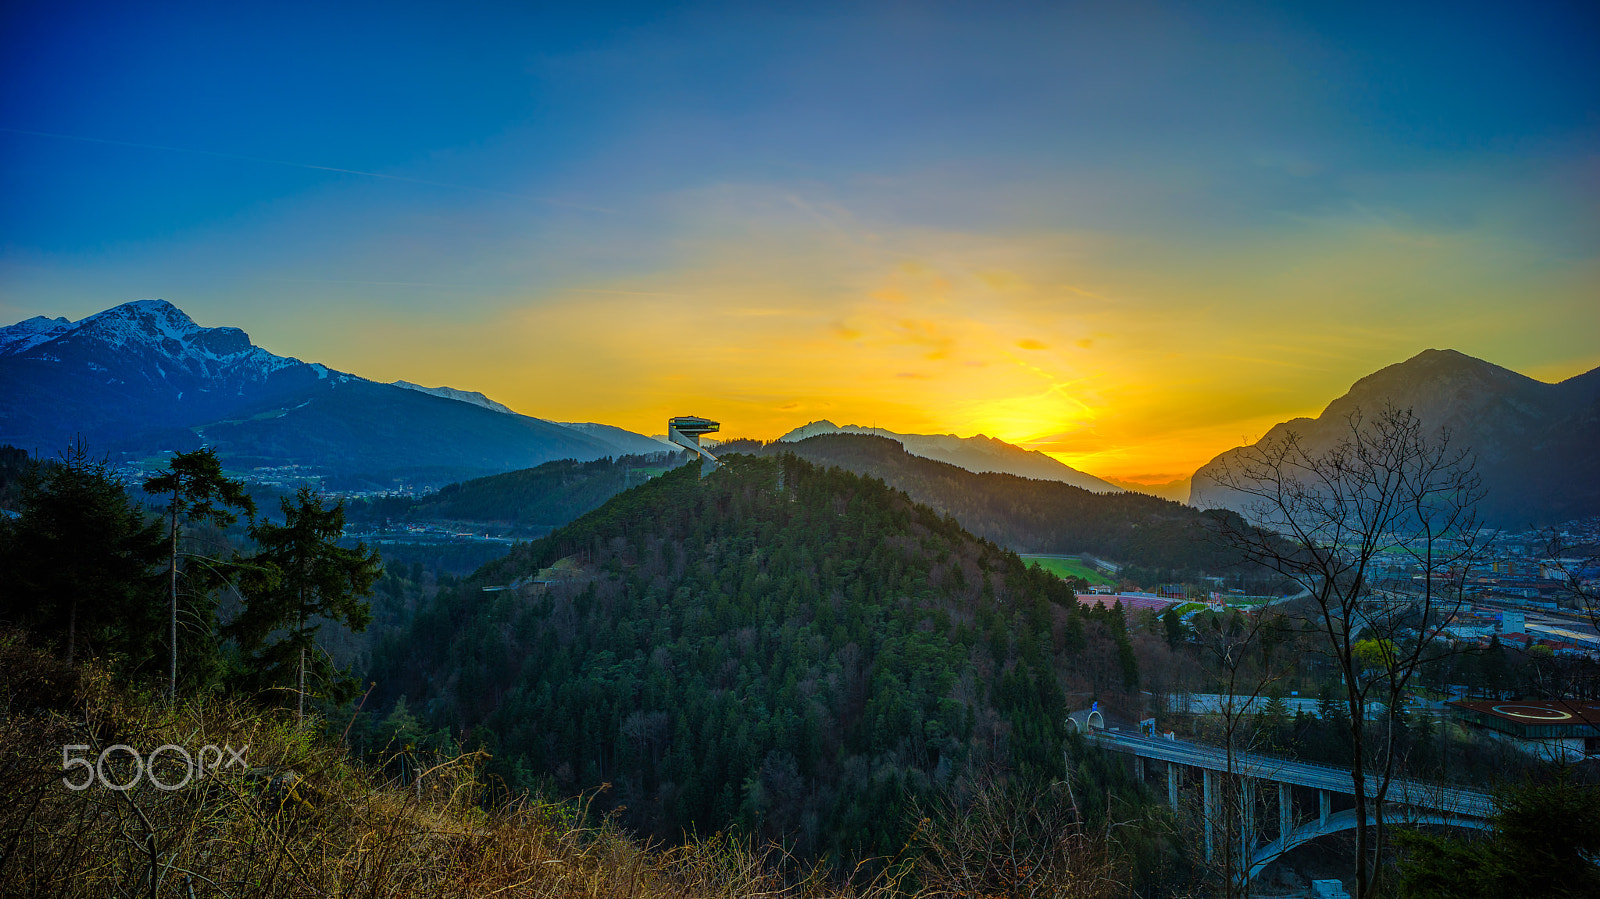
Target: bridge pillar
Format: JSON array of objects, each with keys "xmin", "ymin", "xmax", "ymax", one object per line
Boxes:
[
  {"xmin": 1319, "ymin": 790, "xmax": 1330, "ymax": 827},
  {"xmin": 1279, "ymin": 782, "xmax": 1292, "ymax": 841},
  {"xmin": 1203, "ymin": 769, "xmax": 1216, "ymax": 862},
  {"xmin": 1167, "ymin": 762, "xmax": 1179, "ymax": 809},
  {"xmin": 1135, "ymin": 756, "xmax": 1145, "ymax": 781},
  {"xmin": 1240, "ymin": 778, "xmax": 1256, "ymax": 865}
]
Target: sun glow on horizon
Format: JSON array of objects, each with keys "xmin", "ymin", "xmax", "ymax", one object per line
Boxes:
[{"xmin": 4, "ymin": 4, "xmax": 1595, "ymax": 483}]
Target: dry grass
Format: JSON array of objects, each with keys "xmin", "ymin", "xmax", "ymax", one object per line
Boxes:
[
  {"xmin": 0, "ymin": 634, "xmax": 1134, "ymax": 899},
  {"xmin": 0, "ymin": 637, "xmax": 908, "ymax": 899}
]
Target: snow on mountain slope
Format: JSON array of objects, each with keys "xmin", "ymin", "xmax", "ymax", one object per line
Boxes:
[
  {"xmin": 0, "ymin": 316, "xmax": 73, "ymax": 358},
  {"xmin": 392, "ymin": 380, "xmax": 519, "ymax": 415},
  {"xmin": 0, "ymin": 299, "xmax": 638, "ymax": 487},
  {"xmin": 3, "ymin": 299, "xmax": 304, "ymax": 381}
]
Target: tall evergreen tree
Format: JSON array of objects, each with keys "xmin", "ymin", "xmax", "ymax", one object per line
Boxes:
[
  {"xmin": 143, "ymin": 448, "xmax": 255, "ymax": 699},
  {"xmin": 1, "ymin": 443, "xmax": 165, "ymax": 669},
  {"xmin": 226, "ymin": 487, "xmax": 380, "ymax": 721}
]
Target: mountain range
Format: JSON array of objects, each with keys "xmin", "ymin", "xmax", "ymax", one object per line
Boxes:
[
  {"xmin": 4, "ymin": 301, "xmax": 1593, "ymax": 525},
  {"xmin": 1190, "ymin": 349, "xmax": 1600, "ymax": 526},
  {"xmin": 0, "ymin": 300, "xmax": 658, "ymax": 488},
  {"xmin": 776, "ymin": 420, "xmax": 1118, "ymax": 492}
]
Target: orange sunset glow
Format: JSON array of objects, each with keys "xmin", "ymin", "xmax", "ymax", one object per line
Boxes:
[
  {"xmin": 4, "ymin": 3, "xmax": 1597, "ymax": 488},
  {"xmin": 223, "ymin": 189, "xmax": 1599, "ymax": 485}
]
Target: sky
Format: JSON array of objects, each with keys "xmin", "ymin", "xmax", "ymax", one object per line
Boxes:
[{"xmin": 2, "ymin": 0, "xmax": 1597, "ymax": 484}]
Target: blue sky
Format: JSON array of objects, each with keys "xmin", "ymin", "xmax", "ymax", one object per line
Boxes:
[{"xmin": 3, "ymin": 0, "xmax": 1596, "ymax": 479}]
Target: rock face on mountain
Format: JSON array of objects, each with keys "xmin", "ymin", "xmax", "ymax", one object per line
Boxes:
[
  {"xmin": 1190, "ymin": 349, "xmax": 1600, "ymax": 526},
  {"xmin": 0, "ymin": 300, "xmax": 630, "ymax": 486},
  {"xmin": 776, "ymin": 420, "xmax": 1118, "ymax": 493}
]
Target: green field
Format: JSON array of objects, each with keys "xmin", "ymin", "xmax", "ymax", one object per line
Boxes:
[
  {"xmin": 1217, "ymin": 595, "xmax": 1277, "ymax": 606},
  {"xmin": 1018, "ymin": 554, "xmax": 1116, "ymax": 586}
]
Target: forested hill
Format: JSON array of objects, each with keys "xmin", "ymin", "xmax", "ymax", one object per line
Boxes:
[
  {"xmin": 345, "ymin": 452, "xmax": 682, "ymax": 531},
  {"xmin": 367, "ymin": 453, "xmax": 1146, "ymax": 865},
  {"xmin": 757, "ymin": 434, "xmax": 1239, "ymax": 575}
]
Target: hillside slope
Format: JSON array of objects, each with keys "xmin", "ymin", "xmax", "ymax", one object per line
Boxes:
[
  {"xmin": 369, "ymin": 453, "xmax": 1146, "ymax": 861},
  {"xmin": 760, "ymin": 434, "xmax": 1241, "ymax": 574},
  {"xmin": 346, "ymin": 453, "xmax": 684, "ymax": 531},
  {"xmin": 777, "ymin": 421, "xmax": 1118, "ymax": 492}
]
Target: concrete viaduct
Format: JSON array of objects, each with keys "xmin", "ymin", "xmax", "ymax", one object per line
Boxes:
[{"xmin": 1082, "ymin": 726, "xmax": 1493, "ymax": 882}]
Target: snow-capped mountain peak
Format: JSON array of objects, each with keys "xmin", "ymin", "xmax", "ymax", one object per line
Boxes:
[
  {"xmin": 76, "ymin": 298, "xmax": 200, "ymax": 346},
  {"xmin": 2, "ymin": 299, "xmax": 305, "ymax": 378},
  {"xmin": 0, "ymin": 315, "xmax": 73, "ymax": 357}
]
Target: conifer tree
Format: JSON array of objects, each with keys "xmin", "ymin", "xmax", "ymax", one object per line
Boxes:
[
  {"xmin": 2, "ymin": 442, "xmax": 164, "ymax": 668},
  {"xmin": 144, "ymin": 447, "xmax": 254, "ymax": 699},
  {"xmin": 227, "ymin": 487, "xmax": 380, "ymax": 721}
]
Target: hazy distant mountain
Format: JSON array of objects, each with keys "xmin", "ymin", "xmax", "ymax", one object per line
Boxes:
[
  {"xmin": 776, "ymin": 420, "xmax": 1118, "ymax": 493},
  {"xmin": 389, "ymin": 382, "xmax": 677, "ymax": 455},
  {"xmin": 1190, "ymin": 349, "xmax": 1600, "ymax": 526},
  {"xmin": 553, "ymin": 422, "xmax": 673, "ymax": 455},
  {"xmin": 391, "ymin": 380, "xmax": 518, "ymax": 415},
  {"xmin": 1101, "ymin": 475, "xmax": 1193, "ymax": 503},
  {"xmin": 0, "ymin": 300, "xmax": 636, "ymax": 486}
]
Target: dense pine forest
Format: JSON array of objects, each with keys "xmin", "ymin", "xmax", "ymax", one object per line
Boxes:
[{"xmin": 366, "ymin": 453, "xmax": 1168, "ymax": 869}]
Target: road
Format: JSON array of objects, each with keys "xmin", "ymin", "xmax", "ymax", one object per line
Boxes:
[{"xmin": 1093, "ymin": 730, "xmax": 1494, "ymax": 818}]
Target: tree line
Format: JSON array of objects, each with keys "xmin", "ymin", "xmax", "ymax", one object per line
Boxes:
[{"xmin": 0, "ymin": 443, "xmax": 378, "ymax": 718}]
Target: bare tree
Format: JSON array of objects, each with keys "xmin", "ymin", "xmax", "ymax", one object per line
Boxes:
[
  {"xmin": 1204, "ymin": 405, "xmax": 1488, "ymax": 899},
  {"xmin": 1530, "ymin": 528, "xmax": 1600, "ymax": 749},
  {"xmin": 1539, "ymin": 527, "xmax": 1600, "ymax": 630},
  {"xmin": 1184, "ymin": 608, "xmax": 1293, "ymax": 898},
  {"xmin": 911, "ymin": 771, "xmax": 1129, "ymax": 899}
]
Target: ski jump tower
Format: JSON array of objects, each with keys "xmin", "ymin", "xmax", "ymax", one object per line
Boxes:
[{"xmin": 668, "ymin": 416, "xmax": 721, "ymax": 476}]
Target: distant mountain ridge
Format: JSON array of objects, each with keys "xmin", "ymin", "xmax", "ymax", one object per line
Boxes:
[
  {"xmin": 761, "ymin": 433, "xmax": 1243, "ymax": 573},
  {"xmin": 1101, "ymin": 475, "xmax": 1192, "ymax": 503},
  {"xmin": 391, "ymin": 380, "xmax": 518, "ymax": 415},
  {"xmin": 388, "ymin": 383, "xmax": 670, "ymax": 454},
  {"xmin": 0, "ymin": 300, "xmax": 653, "ymax": 487},
  {"xmin": 552, "ymin": 421, "xmax": 674, "ymax": 455},
  {"xmin": 1190, "ymin": 349, "xmax": 1600, "ymax": 526},
  {"xmin": 776, "ymin": 420, "xmax": 1118, "ymax": 492}
]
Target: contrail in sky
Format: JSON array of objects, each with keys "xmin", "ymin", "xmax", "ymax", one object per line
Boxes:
[
  {"xmin": 261, "ymin": 280, "xmax": 692, "ymax": 297},
  {"xmin": 563, "ymin": 288, "xmax": 693, "ymax": 298},
  {"xmin": 0, "ymin": 127, "xmax": 614, "ymax": 213}
]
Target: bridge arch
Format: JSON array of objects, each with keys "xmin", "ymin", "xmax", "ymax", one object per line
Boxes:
[{"xmin": 1247, "ymin": 810, "xmax": 1492, "ymax": 881}]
